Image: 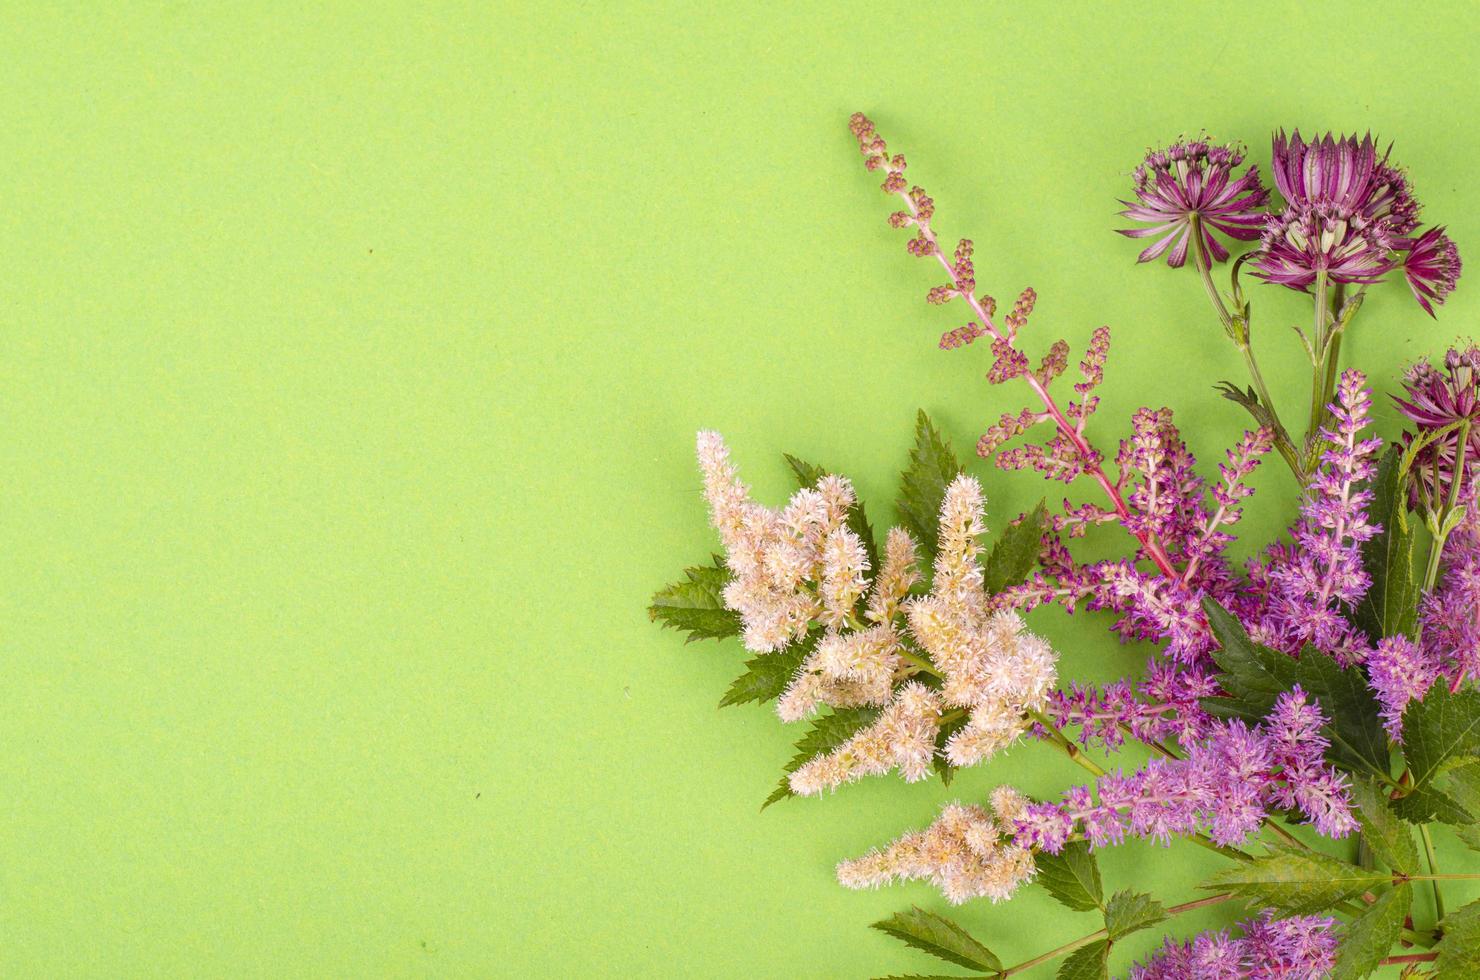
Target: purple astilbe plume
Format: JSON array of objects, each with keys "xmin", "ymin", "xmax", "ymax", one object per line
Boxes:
[
  {"xmin": 1367, "ymin": 635, "xmax": 1441, "ymax": 738},
  {"xmin": 1250, "ymin": 370, "xmax": 1381, "ymax": 662},
  {"xmin": 1118, "ymin": 139, "xmax": 1269, "ymax": 266},
  {"xmin": 1396, "ymin": 344, "xmax": 1480, "ymax": 508},
  {"xmin": 1416, "ymin": 511, "xmax": 1480, "ymax": 696},
  {"xmin": 1014, "ymin": 690, "xmax": 1355, "ymax": 854},
  {"xmin": 1048, "ymin": 659, "xmax": 1218, "ymax": 751},
  {"xmin": 1252, "ymin": 204, "xmax": 1394, "ymax": 288},
  {"xmin": 1132, "ymin": 910, "xmax": 1338, "ymax": 980},
  {"xmin": 1402, "ymin": 225, "xmax": 1463, "ymax": 315}
]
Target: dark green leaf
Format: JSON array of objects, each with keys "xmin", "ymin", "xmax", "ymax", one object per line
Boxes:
[
  {"xmin": 1349, "ymin": 778, "xmax": 1417, "ymax": 873},
  {"xmin": 1398, "ymin": 685, "xmax": 1480, "ymax": 803},
  {"xmin": 783, "ymin": 452, "xmax": 880, "ymax": 572},
  {"xmin": 1055, "ymin": 940, "xmax": 1108, "ymax": 980},
  {"xmin": 1331, "ymin": 885, "xmax": 1411, "ymax": 979},
  {"xmin": 1202, "ymin": 601, "xmax": 1390, "ymax": 779},
  {"xmin": 648, "ymin": 556, "xmax": 740, "ymax": 642},
  {"xmin": 1356, "ymin": 446, "xmax": 1421, "ymax": 642},
  {"xmin": 1435, "ymin": 899, "xmax": 1480, "ymax": 976},
  {"xmin": 896, "ymin": 410, "xmax": 962, "ymax": 565},
  {"xmin": 762, "ymin": 707, "xmax": 879, "ymax": 809},
  {"xmin": 1103, "ymin": 889, "xmax": 1166, "ymax": 941},
  {"xmin": 1034, "ymin": 840, "xmax": 1103, "ymax": 912},
  {"xmin": 1202, "ymin": 843, "xmax": 1389, "ymax": 915},
  {"xmin": 933, "ymin": 712, "xmax": 968, "ymax": 787},
  {"xmin": 983, "ymin": 500, "xmax": 1047, "ymax": 595},
  {"xmin": 1389, "ymin": 784, "xmax": 1474, "ymax": 826},
  {"xmin": 870, "ymin": 907, "xmax": 1002, "ymax": 972},
  {"xmin": 718, "ymin": 638, "xmax": 812, "ymax": 708}
]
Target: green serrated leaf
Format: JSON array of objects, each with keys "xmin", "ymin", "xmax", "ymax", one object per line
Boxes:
[
  {"xmin": 870, "ymin": 907, "xmax": 1002, "ymax": 973},
  {"xmin": 1349, "ymin": 778, "xmax": 1418, "ymax": 873},
  {"xmin": 1034, "ymin": 840, "xmax": 1104, "ymax": 912},
  {"xmin": 762, "ymin": 707, "xmax": 880, "ymax": 809},
  {"xmin": 718, "ymin": 638, "xmax": 812, "ymax": 708},
  {"xmin": 784, "ymin": 453, "xmax": 880, "ymax": 573},
  {"xmin": 1055, "ymin": 939, "xmax": 1108, "ymax": 980},
  {"xmin": 1389, "ymin": 784, "xmax": 1474, "ymax": 826},
  {"xmin": 1356, "ymin": 446, "xmax": 1421, "ymax": 642},
  {"xmin": 1435, "ymin": 899, "xmax": 1480, "ymax": 975},
  {"xmin": 1400, "ymin": 685, "xmax": 1480, "ymax": 789},
  {"xmin": 1202, "ymin": 843, "xmax": 1389, "ymax": 915},
  {"xmin": 648, "ymin": 556, "xmax": 741, "ymax": 642},
  {"xmin": 897, "ymin": 410, "xmax": 963, "ymax": 565},
  {"xmin": 934, "ymin": 712, "xmax": 968, "ymax": 787},
  {"xmin": 1203, "ymin": 601, "xmax": 1390, "ymax": 780},
  {"xmin": 983, "ymin": 500, "xmax": 1047, "ymax": 595},
  {"xmin": 1103, "ymin": 889, "xmax": 1166, "ymax": 941},
  {"xmin": 1330, "ymin": 885, "xmax": 1411, "ymax": 979}
]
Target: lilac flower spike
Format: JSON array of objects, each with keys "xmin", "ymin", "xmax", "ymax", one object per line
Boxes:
[
  {"xmin": 1119, "ymin": 139, "xmax": 1269, "ymax": 266},
  {"xmin": 1132, "ymin": 911, "xmax": 1338, "ymax": 979},
  {"xmin": 1014, "ymin": 689, "xmax": 1354, "ymax": 854},
  {"xmin": 1402, "ymin": 225, "xmax": 1462, "ymax": 315}
]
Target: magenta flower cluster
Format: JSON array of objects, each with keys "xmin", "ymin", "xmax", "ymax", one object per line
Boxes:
[
  {"xmin": 1131, "ymin": 910, "xmax": 1338, "ymax": 980},
  {"xmin": 1121, "ymin": 128, "xmax": 1461, "ymax": 315},
  {"xmin": 1016, "ymin": 688, "xmax": 1355, "ymax": 853}
]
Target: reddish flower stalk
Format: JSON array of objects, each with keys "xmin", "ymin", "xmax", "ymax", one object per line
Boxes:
[{"xmin": 849, "ymin": 113, "xmax": 1178, "ymax": 580}]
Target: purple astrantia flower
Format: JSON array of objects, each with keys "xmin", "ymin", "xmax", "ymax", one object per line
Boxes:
[
  {"xmin": 1014, "ymin": 689, "xmax": 1355, "ymax": 854},
  {"xmin": 1119, "ymin": 139, "xmax": 1269, "ymax": 266},
  {"xmin": 1251, "ymin": 371, "xmax": 1381, "ymax": 662},
  {"xmin": 1132, "ymin": 911, "xmax": 1338, "ymax": 979},
  {"xmin": 1269, "ymin": 130, "xmax": 1419, "ymax": 234},
  {"xmin": 1402, "ymin": 226, "xmax": 1462, "ymax": 315},
  {"xmin": 1367, "ymin": 635, "xmax": 1441, "ymax": 738},
  {"xmin": 1396, "ymin": 345, "xmax": 1480, "ymax": 508},
  {"xmin": 1252, "ymin": 204, "xmax": 1394, "ymax": 288}
]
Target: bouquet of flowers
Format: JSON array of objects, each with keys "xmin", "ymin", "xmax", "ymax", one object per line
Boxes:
[{"xmin": 649, "ymin": 113, "xmax": 1475, "ymax": 978}]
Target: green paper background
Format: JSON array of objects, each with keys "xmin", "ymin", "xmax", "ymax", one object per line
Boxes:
[{"xmin": 2, "ymin": 1, "xmax": 1478, "ymax": 976}]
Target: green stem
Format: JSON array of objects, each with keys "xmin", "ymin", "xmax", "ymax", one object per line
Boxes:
[
  {"xmin": 1333, "ymin": 900, "xmax": 1437, "ymax": 948},
  {"xmin": 999, "ymin": 893, "xmax": 1236, "ymax": 977},
  {"xmin": 1305, "ymin": 271, "xmax": 1330, "ymax": 465},
  {"xmin": 1419, "ymin": 825, "xmax": 1447, "ymax": 923}
]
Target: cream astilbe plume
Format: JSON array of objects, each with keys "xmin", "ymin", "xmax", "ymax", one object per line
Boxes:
[
  {"xmin": 696, "ymin": 431, "xmax": 861, "ymax": 653},
  {"xmin": 788, "ymin": 682, "xmax": 942, "ymax": 794},
  {"xmin": 905, "ymin": 476, "xmax": 1058, "ymax": 766},
  {"xmin": 867, "ymin": 527, "xmax": 921, "ymax": 624},
  {"xmin": 837, "ymin": 791, "xmax": 1037, "ymax": 904}
]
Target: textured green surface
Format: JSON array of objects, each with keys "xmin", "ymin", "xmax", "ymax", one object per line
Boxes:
[{"xmin": 3, "ymin": 2, "xmax": 1480, "ymax": 976}]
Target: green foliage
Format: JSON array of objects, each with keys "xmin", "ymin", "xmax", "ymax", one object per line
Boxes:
[
  {"xmin": 933, "ymin": 712, "xmax": 968, "ymax": 787},
  {"xmin": 1055, "ymin": 940, "xmax": 1108, "ymax": 980},
  {"xmin": 982, "ymin": 499, "xmax": 1047, "ymax": 595},
  {"xmin": 718, "ymin": 637, "xmax": 811, "ymax": 708},
  {"xmin": 1435, "ymin": 899, "xmax": 1480, "ymax": 976},
  {"xmin": 870, "ymin": 907, "xmax": 1002, "ymax": 973},
  {"xmin": 1330, "ymin": 885, "xmax": 1411, "ymax": 979},
  {"xmin": 1393, "ymin": 685, "xmax": 1480, "ymax": 824},
  {"xmin": 784, "ymin": 452, "xmax": 879, "ymax": 571},
  {"xmin": 648, "ymin": 556, "xmax": 741, "ymax": 642},
  {"xmin": 1034, "ymin": 840, "xmax": 1104, "ymax": 912},
  {"xmin": 1102, "ymin": 890, "xmax": 1166, "ymax": 941},
  {"xmin": 1350, "ymin": 778, "xmax": 1418, "ymax": 874},
  {"xmin": 1446, "ymin": 763, "xmax": 1480, "ymax": 852},
  {"xmin": 1355, "ymin": 446, "xmax": 1421, "ymax": 642},
  {"xmin": 761, "ymin": 707, "xmax": 879, "ymax": 809},
  {"xmin": 1202, "ymin": 843, "xmax": 1389, "ymax": 915},
  {"xmin": 896, "ymin": 410, "xmax": 963, "ymax": 565},
  {"xmin": 1202, "ymin": 600, "xmax": 1390, "ymax": 780}
]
